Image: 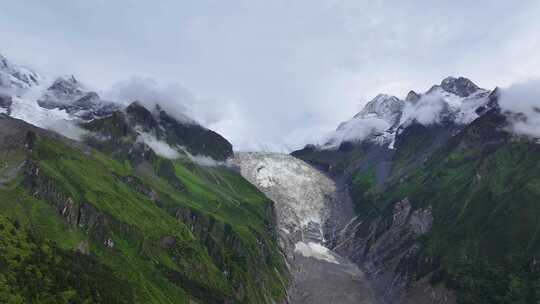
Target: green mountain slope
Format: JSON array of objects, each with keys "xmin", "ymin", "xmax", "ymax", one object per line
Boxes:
[
  {"xmin": 0, "ymin": 115, "xmax": 287, "ymax": 303},
  {"xmin": 385, "ymin": 110, "xmax": 540, "ymax": 303},
  {"xmin": 294, "ymin": 109, "xmax": 540, "ymax": 303}
]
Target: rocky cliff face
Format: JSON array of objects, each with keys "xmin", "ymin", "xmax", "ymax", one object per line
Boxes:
[{"xmin": 332, "ymin": 198, "xmax": 445, "ymax": 303}]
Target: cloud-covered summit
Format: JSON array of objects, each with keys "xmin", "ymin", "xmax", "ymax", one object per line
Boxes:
[
  {"xmin": 1, "ymin": 1, "xmax": 539, "ymax": 151},
  {"xmin": 499, "ymin": 80, "xmax": 540, "ymax": 139}
]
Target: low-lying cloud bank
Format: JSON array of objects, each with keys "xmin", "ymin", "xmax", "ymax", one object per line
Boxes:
[
  {"xmin": 322, "ymin": 117, "xmax": 390, "ymax": 148},
  {"xmin": 105, "ymin": 77, "xmax": 228, "ymax": 127},
  {"xmin": 98, "ymin": 75, "xmax": 540, "ymax": 150},
  {"xmin": 136, "ymin": 131, "xmax": 227, "ymax": 166},
  {"xmin": 136, "ymin": 132, "xmax": 181, "ymax": 159},
  {"xmin": 401, "ymin": 94, "xmax": 449, "ymax": 126},
  {"xmin": 499, "ymin": 80, "xmax": 540, "ymax": 139}
]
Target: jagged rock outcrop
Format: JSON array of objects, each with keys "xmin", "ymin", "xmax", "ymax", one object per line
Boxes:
[
  {"xmin": 333, "ymin": 198, "xmax": 436, "ymax": 303},
  {"xmin": 354, "ymin": 94, "xmax": 405, "ymax": 128},
  {"xmin": 440, "ymin": 76, "xmax": 480, "ymax": 97},
  {"xmin": 38, "ymin": 76, "xmax": 119, "ymax": 120},
  {"xmin": 405, "ymin": 91, "xmax": 420, "ymax": 104}
]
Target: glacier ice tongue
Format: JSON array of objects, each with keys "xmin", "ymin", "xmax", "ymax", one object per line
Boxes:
[
  {"xmin": 234, "ymin": 152, "xmax": 334, "ymax": 243},
  {"xmin": 234, "ymin": 152, "xmax": 376, "ymax": 304}
]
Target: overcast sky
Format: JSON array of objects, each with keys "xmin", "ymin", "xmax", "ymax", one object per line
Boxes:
[{"xmin": 1, "ymin": 1, "xmax": 539, "ymax": 151}]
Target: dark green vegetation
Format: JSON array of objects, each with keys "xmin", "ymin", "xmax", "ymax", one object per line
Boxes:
[
  {"xmin": 0, "ymin": 115, "xmax": 287, "ymax": 303},
  {"xmin": 393, "ymin": 111, "xmax": 540, "ymax": 304},
  {"xmin": 295, "ymin": 109, "xmax": 540, "ymax": 304},
  {"xmin": 0, "ymin": 214, "xmax": 133, "ymax": 304},
  {"xmin": 350, "ymin": 168, "xmax": 377, "ymax": 217}
]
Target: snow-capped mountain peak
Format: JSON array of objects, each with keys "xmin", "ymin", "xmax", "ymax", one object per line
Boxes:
[
  {"xmin": 47, "ymin": 75, "xmax": 85, "ymax": 99},
  {"xmin": 0, "ymin": 53, "xmax": 41, "ymax": 89},
  {"xmin": 38, "ymin": 75, "xmax": 118, "ymax": 120},
  {"xmin": 354, "ymin": 94, "xmax": 404, "ymax": 125},
  {"xmin": 319, "ymin": 77, "xmax": 492, "ymax": 150},
  {"xmin": 0, "ymin": 54, "xmax": 116, "ymax": 138},
  {"xmin": 0, "ymin": 53, "xmax": 233, "ymax": 162},
  {"xmin": 405, "ymin": 90, "xmax": 421, "ymax": 104},
  {"xmin": 321, "ymin": 94, "xmax": 404, "ymax": 149},
  {"xmin": 440, "ymin": 76, "xmax": 480, "ymax": 97}
]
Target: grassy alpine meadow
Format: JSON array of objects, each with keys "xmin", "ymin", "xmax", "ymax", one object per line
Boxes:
[{"xmin": 0, "ymin": 133, "xmax": 288, "ymax": 304}]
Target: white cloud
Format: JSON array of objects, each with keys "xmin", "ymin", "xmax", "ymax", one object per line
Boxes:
[
  {"xmin": 105, "ymin": 77, "xmax": 198, "ymax": 125},
  {"xmin": 136, "ymin": 132, "xmax": 180, "ymax": 159},
  {"xmin": 1, "ymin": 1, "xmax": 539, "ymax": 151},
  {"xmin": 499, "ymin": 80, "xmax": 540, "ymax": 138},
  {"xmin": 323, "ymin": 116, "xmax": 390, "ymax": 148},
  {"xmin": 401, "ymin": 94, "xmax": 448, "ymax": 126}
]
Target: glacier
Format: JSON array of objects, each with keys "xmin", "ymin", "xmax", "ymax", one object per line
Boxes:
[{"xmin": 234, "ymin": 152, "xmax": 375, "ymax": 304}]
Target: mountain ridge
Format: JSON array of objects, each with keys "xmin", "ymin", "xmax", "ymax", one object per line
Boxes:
[
  {"xmin": 0, "ymin": 54, "xmax": 288, "ymax": 303},
  {"xmin": 293, "ymin": 78, "xmax": 540, "ymax": 303},
  {"xmin": 2, "ymin": 51, "xmax": 540, "ymax": 304},
  {"xmin": 0, "ymin": 53, "xmax": 232, "ymax": 162},
  {"xmin": 320, "ymin": 76, "xmax": 492, "ymax": 151}
]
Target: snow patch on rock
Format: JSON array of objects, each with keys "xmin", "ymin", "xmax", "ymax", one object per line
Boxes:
[
  {"xmin": 10, "ymin": 92, "xmax": 87, "ymax": 140},
  {"xmin": 295, "ymin": 241, "xmax": 339, "ymax": 264}
]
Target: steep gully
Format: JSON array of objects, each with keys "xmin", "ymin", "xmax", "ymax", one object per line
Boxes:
[{"xmin": 234, "ymin": 153, "xmax": 375, "ymax": 304}]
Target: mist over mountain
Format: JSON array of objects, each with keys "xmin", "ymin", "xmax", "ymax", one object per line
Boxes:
[
  {"xmin": 315, "ymin": 76, "xmax": 540, "ymax": 152},
  {"xmin": 2, "ymin": 49, "xmax": 540, "ymax": 303},
  {"xmin": 499, "ymin": 80, "xmax": 540, "ymax": 139},
  {"xmin": 1, "ymin": 2, "xmax": 540, "ymax": 304},
  {"xmin": 2, "ymin": 0, "xmax": 539, "ymax": 151}
]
